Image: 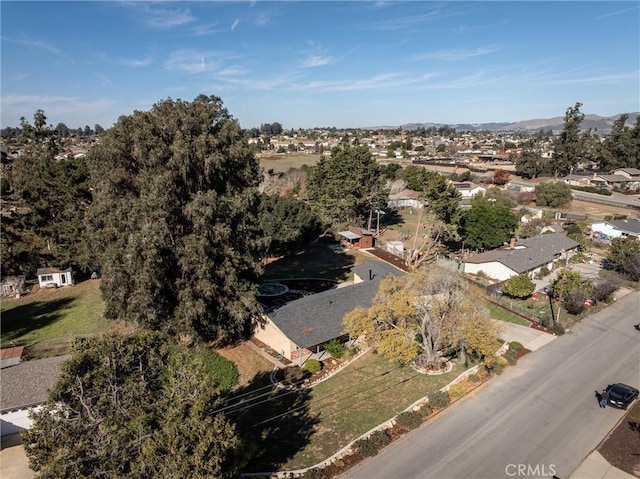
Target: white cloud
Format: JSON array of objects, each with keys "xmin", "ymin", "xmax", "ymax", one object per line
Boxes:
[
  {"xmin": 120, "ymin": 57, "xmax": 152, "ymax": 68},
  {"xmin": 413, "ymin": 46, "xmax": 500, "ymax": 61},
  {"xmin": 302, "ymin": 55, "xmax": 333, "ymax": 68},
  {"xmin": 164, "ymin": 50, "xmax": 218, "ymax": 74},
  {"xmin": 295, "ymin": 72, "xmax": 439, "ymax": 92},
  {"xmin": 135, "ymin": 4, "xmax": 195, "ymax": 29},
  {"xmin": 231, "ymin": 19, "xmax": 240, "ymax": 31},
  {"xmin": 3, "ymin": 36, "xmax": 62, "ymax": 55}
]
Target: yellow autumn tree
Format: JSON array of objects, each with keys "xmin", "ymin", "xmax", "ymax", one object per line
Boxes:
[{"xmin": 343, "ymin": 266, "xmax": 498, "ymax": 368}]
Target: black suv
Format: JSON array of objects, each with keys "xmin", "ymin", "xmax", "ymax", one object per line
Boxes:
[{"xmin": 605, "ymin": 383, "xmax": 639, "ymax": 410}]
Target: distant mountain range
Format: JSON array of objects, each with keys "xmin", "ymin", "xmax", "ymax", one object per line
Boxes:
[{"xmin": 396, "ymin": 112, "xmax": 639, "ymax": 133}]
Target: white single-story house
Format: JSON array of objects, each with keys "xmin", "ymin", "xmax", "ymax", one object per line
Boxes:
[
  {"xmin": 589, "ymin": 218, "xmax": 640, "ymax": 241},
  {"xmin": 506, "ymin": 180, "xmax": 536, "ymax": 193},
  {"xmin": 451, "ymin": 182, "xmax": 487, "ymax": 199},
  {"xmin": 253, "ymin": 260, "xmax": 404, "ymax": 363},
  {"xmin": 462, "ymin": 232, "xmax": 579, "ymax": 281},
  {"xmin": 37, "ymin": 267, "xmax": 73, "ymax": 289}
]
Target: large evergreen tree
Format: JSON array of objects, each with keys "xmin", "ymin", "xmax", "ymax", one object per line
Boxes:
[
  {"xmin": 306, "ymin": 143, "xmax": 387, "ymax": 227},
  {"xmin": 7, "ymin": 110, "xmax": 92, "ymax": 275},
  {"xmin": 86, "ymin": 95, "xmax": 265, "ymax": 342},
  {"xmin": 552, "ymin": 102, "xmax": 586, "ymax": 178},
  {"xmin": 23, "ymin": 332, "xmax": 243, "ymax": 478}
]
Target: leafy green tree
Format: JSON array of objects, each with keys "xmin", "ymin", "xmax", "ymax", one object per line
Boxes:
[
  {"xmin": 535, "ymin": 182, "xmax": 572, "ymax": 208},
  {"xmin": 9, "ymin": 110, "xmax": 92, "ymax": 274},
  {"xmin": 515, "ymin": 149, "xmax": 545, "ymax": 179},
  {"xmin": 400, "ymin": 165, "xmax": 430, "ymax": 191},
  {"xmin": 86, "ymin": 95, "xmax": 265, "ymax": 342},
  {"xmin": 502, "ymin": 274, "xmax": 535, "ymax": 299},
  {"xmin": 606, "ymin": 237, "xmax": 640, "ymax": 281},
  {"xmin": 380, "ymin": 162, "xmax": 402, "ymax": 180},
  {"xmin": 552, "ymin": 102, "xmax": 586, "ymax": 178},
  {"xmin": 551, "ymin": 269, "xmax": 593, "ymax": 298},
  {"xmin": 422, "ymin": 172, "xmax": 461, "ymax": 224},
  {"xmin": 306, "ymin": 143, "xmax": 387, "ymax": 227},
  {"xmin": 23, "ymin": 331, "xmax": 243, "ymax": 478},
  {"xmin": 257, "ymin": 194, "xmax": 322, "ymax": 256},
  {"xmin": 459, "ymin": 203, "xmax": 518, "ymax": 250},
  {"xmin": 601, "ymin": 114, "xmax": 634, "ymax": 171}
]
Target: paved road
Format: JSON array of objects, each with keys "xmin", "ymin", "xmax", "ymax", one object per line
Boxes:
[{"xmin": 345, "ymin": 292, "xmax": 640, "ymax": 479}]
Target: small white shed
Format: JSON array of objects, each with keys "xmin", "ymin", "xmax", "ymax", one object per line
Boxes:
[{"xmin": 36, "ymin": 267, "xmax": 73, "ymax": 289}]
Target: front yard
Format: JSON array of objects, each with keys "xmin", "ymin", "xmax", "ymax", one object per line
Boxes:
[{"xmin": 236, "ymin": 349, "xmax": 477, "ymax": 472}]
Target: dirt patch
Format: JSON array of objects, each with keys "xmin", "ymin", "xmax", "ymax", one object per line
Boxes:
[
  {"xmin": 598, "ymin": 400, "xmax": 640, "ymax": 477},
  {"xmin": 215, "ymin": 342, "xmax": 274, "ymax": 387}
]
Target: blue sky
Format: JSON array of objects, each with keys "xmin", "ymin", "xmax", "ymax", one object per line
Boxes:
[{"xmin": 1, "ymin": 1, "xmax": 638, "ymax": 130}]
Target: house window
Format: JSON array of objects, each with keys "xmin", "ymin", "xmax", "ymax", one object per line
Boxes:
[{"xmin": 41, "ymin": 274, "xmax": 53, "ymax": 282}]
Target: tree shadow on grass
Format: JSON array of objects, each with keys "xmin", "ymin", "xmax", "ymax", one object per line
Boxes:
[
  {"xmin": 225, "ymin": 370, "xmax": 319, "ymax": 473},
  {"xmin": 0, "ymin": 298, "xmax": 74, "ymax": 344},
  {"xmin": 264, "ymin": 243, "xmax": 356, "ymax": 282}
]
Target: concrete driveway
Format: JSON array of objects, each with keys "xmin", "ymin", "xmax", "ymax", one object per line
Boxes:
[{"xmin": 493, "ymin": 320, "xmax": 556, "ymax": 352}]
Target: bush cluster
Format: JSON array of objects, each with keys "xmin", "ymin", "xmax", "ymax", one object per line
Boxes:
[
  {"xmin": 395, "ymin": 411, "xmax": 423, "ymax": 431},
  {"xmin": 503, "ymin": 350, "xmax": 518, "ymax": 366},
  {"xmin": 428, "ymin": 390, "xmax": 451, "ymax": 409},
  {"xmin": 198, "ymin": 348, "xmax": 239, "ymax": 392},
  {"xmin": 354, "ymin": 430, "xmax": 392, "ymax": 458},
  {"xmin": 304, "ymin": 358, "xmax": 322, "ymax": 374},
  {"xmin": 468, "ymin": 373, "xmax": 480, "ymax": 383},
  {"xmin": 571, "ymin": 185, "xmax": 613, "ymax": 196},
  {"xmin": 419, "ymin": 404, "xmax": 433, "ymax": 417}
]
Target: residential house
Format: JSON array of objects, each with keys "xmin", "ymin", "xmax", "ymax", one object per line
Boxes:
[
  {"xmin": 253, "ymin": 260, "xmax": 403, "ymax": 363},
  {"xmin": 451, "ymin": 182, "xmax": 487, "ymax": 199},
  {"xmin": 462, "ymin": 232, "xmax": 579, "ymax": 281},
  {"xmin": 589, "ymin": 218, "xmax": 640, "ymax": 241},
  {"xmin": 506, "ymin": 180, "xmax": 536, "ymax": 193},
  {"xmin": 610, "ymin": 168, "xmax": 640, "ymax": 190},
  {"xmin": 37, "ymin": 267, "xmax": 73, "ymax": 289}
]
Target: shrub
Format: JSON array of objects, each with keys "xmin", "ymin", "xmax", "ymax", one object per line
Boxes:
[
  {"xmin": 502, "ymin": 274, "xmax": 535, "ymax": 299},
  {"xmin": 198, "ymin": 348, "xmax": 239, "ymax": 392},
  {"xmin": 304, "ymin": 358, "xmax": 322, "ymax": 374},
  {"xmin": 419, "ymin": 404, "xmax": 433, "ymax": 417},
  {"xmin": 503, "ymin": 350, "xmax": 518, "ymax": 366},
  {"xmin": 428, "ymin": 390, "xmax": 451, "ymax": 409},
  {"xmin": 553, "ymin": 323, "xmax": 565, "ymax": 335},
  {"xmin": 395, "ymin": 411, "xmax": 423, "ymax": 431},
  {"xmin": 535, "ymin": 266, "xmax": 550, "ymax": 279},
  {"xmin": 592, "ymin": 279, "xmax": 619, "ymax": 302},
  {"xmin": 324, "ymin": 339, "xmax": 345, "ymax": 359},
  {"xmin": 468, "ymin": 373, "xmax": 480, "ymax": 383},
  {"xmin": 303, "ymin": 468, "xmax": 324, "ymax": 479},
  {"xmin": 354, "ymin": 430, "xmax": 392, "ymax": 457},
  {"xmin": 509, "ymin": 341, "xmax": 524, "ymax": 352},
  {"xmin": 448, "ymin": 383, "xmax": 467, "ymax": 397},
  {"xmin": 563, "ymin": 290, "xmax": 588, "ymax": 315}
]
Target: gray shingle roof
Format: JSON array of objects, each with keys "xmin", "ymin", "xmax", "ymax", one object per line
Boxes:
[
  {"xmin": 465, "ymin": 233, "xmax": 579, "ymax": 274},
  {"xmin": 1, "ymin": 355, "xmax": 68, "ymax": 411},
  {"xmin": 607, "ymin": 218, "xmax": 640, "ymax": 235},
  {"xmin": 268, "ymin": 261, "xmax": 403, "ymax": 349}
]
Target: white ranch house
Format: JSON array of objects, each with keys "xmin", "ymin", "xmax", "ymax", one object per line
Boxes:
[
  {"xmin": 462, "ymin": 232, "xmax": 579, "ymax": 282},
  {"xmin": 590, "ymin": 218, "xmax": 640, "ymax": 241}
]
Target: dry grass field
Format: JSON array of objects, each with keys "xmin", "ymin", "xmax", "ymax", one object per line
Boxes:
[{"xmin": 257, "ymin": 152, "xmax": 322, "ymax": 173}]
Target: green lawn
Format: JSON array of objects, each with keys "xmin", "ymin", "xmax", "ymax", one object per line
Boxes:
[{"xmin": 0, "ymin": 280, "xmax": 124, "ymax": 358}]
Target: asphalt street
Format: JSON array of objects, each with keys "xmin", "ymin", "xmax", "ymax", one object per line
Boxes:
[{"xmin": 345, "ymin": 292, "xmax": 640, "ymax": 479}]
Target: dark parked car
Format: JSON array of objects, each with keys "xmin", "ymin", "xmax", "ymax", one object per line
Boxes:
[{"xmin": 605, "ymin": 383, "xmax": 639, "ymax": 410}]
